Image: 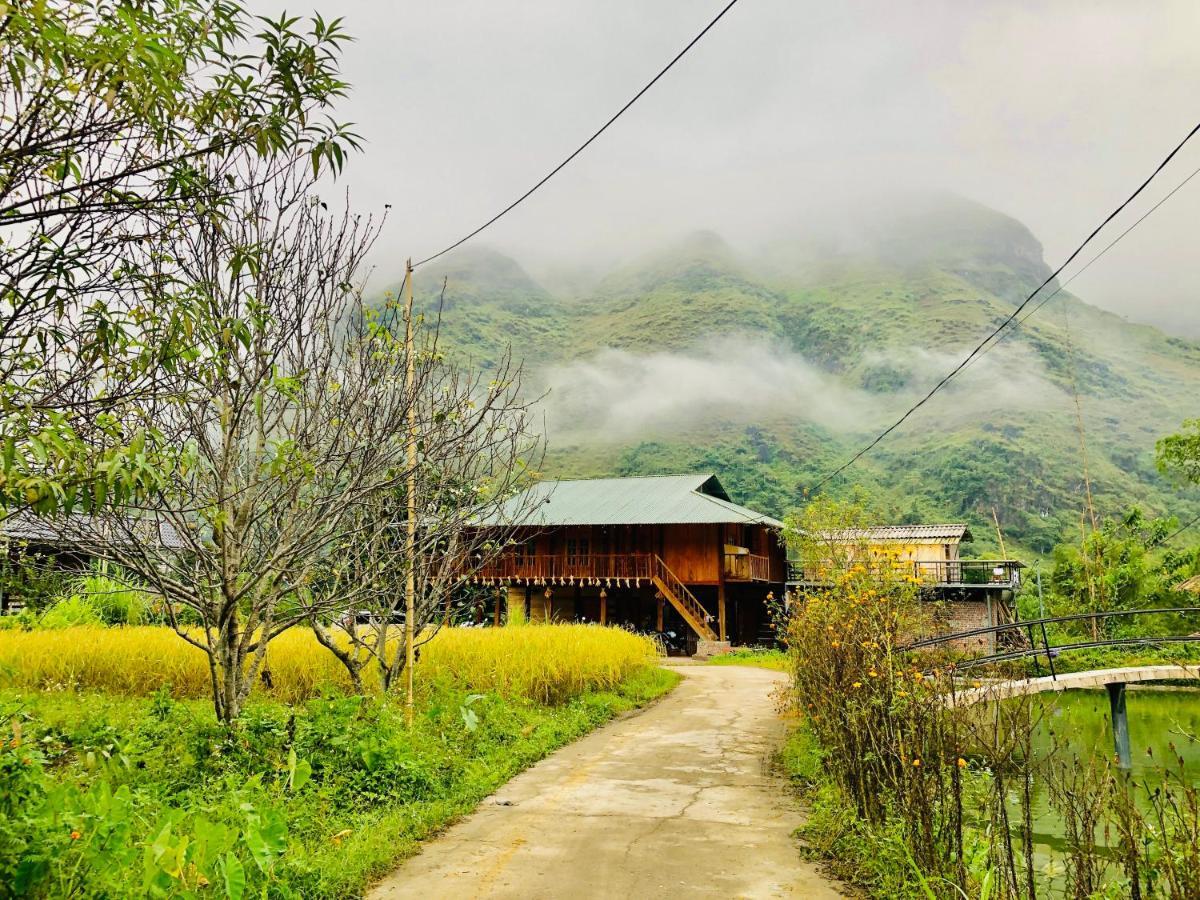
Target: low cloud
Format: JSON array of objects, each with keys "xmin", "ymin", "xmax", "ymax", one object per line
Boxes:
[{"xmin": 536, "ymin": 337, "xmax": 1069, "ymax": 444}]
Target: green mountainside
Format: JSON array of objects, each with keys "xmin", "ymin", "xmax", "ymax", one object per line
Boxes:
[{"xmin": 392, "ymin": 196, "xmax": 1200, "ymax": 558}]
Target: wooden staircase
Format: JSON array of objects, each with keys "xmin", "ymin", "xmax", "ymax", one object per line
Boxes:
[{"xmin": 650, "ymin": 555, "xmax": 717, "ymax": 642}]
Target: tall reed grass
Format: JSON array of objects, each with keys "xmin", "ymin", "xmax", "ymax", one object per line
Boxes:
[{"xmin": 0, "ymin": 623, "xmax": 659, "ymax": 704}]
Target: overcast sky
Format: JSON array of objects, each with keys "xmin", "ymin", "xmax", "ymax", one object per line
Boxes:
[{"xmin": 264, "ymin": 0, "xmax": 1200, "ymax": 336}]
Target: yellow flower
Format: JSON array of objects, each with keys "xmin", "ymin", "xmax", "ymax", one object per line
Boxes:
[
  {"xmin": 912, "ymin": 759, "xmax": 921, "ymax": 768},
  {"xmin": 831, "ymin": 641, "xmax": 840, "ymax": 648},
  {"xmin": 868, "ymin": 670, "xmax": 879, "ymax": 678},
  {"xmin": 852, "ymin": 681, "xmax": 863, "ymax": 689},
  {"xmin": 957, "ymin": 758, "xmax": 968, "ymax": 769}
]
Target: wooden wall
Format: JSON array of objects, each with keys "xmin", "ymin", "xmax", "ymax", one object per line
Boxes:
[
  {"xmin": 488, "ymin": 522, "xmax": 787, "ymax": 586},
  {"xmin": 660, "ymin": 524, "xmax": 720, "ymax": 584}
]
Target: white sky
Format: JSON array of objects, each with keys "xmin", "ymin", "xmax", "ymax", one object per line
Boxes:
[{"xmin": 264, "ymin": 0, "xmax": 1200, "ymax": 336}]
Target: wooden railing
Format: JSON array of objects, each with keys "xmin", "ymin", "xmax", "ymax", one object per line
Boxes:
[
  {"xmin": 788, "ymin": 559, "xmax": 1022, "ymax": 589},
  {"xmin": 647, "ymin": 554, "xmax": 716, "ymax": 641},
  {"xmin": 475, "ymin": 553, "xmax": 656, "ymax": 582},
  {"xmin": 723, "ymin": 552, "xmax": 773, "ymax": 582}
]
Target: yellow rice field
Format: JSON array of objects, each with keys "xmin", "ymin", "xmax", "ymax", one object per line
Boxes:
[{"xmin": 0, "ymin": 623, "xmax": 659, "ymax": 704}]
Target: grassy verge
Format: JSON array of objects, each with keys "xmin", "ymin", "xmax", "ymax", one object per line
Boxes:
[
  {"xmin": 706, "ymin": 648, "xmax": 789, "ymax": 671},
  {"xmin": 1, "ymin": 645, "xmax": 678, "ymax": 898}
]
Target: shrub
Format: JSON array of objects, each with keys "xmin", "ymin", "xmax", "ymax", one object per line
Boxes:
[{"xmin": 34, "ymin": 594, "xmax": 103, "ymax": 629}]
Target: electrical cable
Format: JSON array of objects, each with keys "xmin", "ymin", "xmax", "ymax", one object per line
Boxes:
[
  {"xmin": 810, "ymin": 119, "xmax": 1200, "ymax": 491},
  {"xmin": 412, "ymin": 0, "xmax": 743, "ymax": 269},
  {"xmin": 957, "ymin": 161, "xmax": 1200, "ymax": 374}
]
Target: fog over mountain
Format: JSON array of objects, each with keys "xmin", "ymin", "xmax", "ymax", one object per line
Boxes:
[{"xmin": 250, "ymin": 0, "xmax": 1200, "ymax": 337}]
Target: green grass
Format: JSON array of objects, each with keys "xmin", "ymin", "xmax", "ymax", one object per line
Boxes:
[
  {"xmin": 707, "ymin": 648, "xmax": 789, "ymax": 671},
  {"xmin": 0, "ymin": 666, "xmax": 680, "ymax": 898}
]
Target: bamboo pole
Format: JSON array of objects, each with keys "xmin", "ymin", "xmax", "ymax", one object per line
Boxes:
[{"xmin": 404, "ymin": 259, "xmax": 417, "ymax": 727}]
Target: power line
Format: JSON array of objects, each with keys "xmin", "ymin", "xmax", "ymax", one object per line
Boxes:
[
  {"xmin": 412, "ymin": 0, "xmax": 743, "ymax": 269},
  {"xmin": 957, "ymin": 160, "xmax": 1200, "ymax": 374},
  {"xmin": 810, "ymin": 119, "xmax": 1200, "ymax": 492},
  {"xmin": 1157, "ymin": 511, "xmax": 1200, "ymax": 548}
]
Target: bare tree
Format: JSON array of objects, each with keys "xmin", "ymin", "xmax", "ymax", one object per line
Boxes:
[
  {"xmin": 310, "ymin": 327, "xmax": 544, "ymax": 694},
  {"xmin": 53, "ymin": 148, "xmax": 435, "ymax": 721}
]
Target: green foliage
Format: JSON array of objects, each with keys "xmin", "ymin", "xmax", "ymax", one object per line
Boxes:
[
  {"xmin": 1, "ymin": 0, "xmax": 360, "ymax": 519},
  {"xmin": 0, "ymin": 666, "xmax": 678, "ymax": 898},
  {"xmin": 1024, "ymin": 508, "xmax": 1200, "ymax": 639},
  {"xmin": 67, "ymin": 567, "xmax": 155, "ymax": 627},
  {"xmin": 706, "ymin": 648, "xmax": 789, "ymax": 671},
  {"xmin": 1157, "ymin": 419, "xmax": 1200, "ymax": 486}
]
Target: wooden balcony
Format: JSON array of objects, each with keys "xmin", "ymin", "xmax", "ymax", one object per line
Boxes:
[
  {"xmin": 723, "ymin": 552, "xmax": 774, "ymax": 583},
  {"xmin": 788, "ymin": 559, "xmax": 1023, "ymax": 590}
]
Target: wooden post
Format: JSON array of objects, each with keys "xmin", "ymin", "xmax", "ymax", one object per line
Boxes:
[
  {"xmin": 716, "ymin": 525, "xmax": 728, "ymax": 642},
  {"xmin": 600, "ymin": 590, "xmax": 607, "ymax": 626},
  {"xmin": 493, "ymin": 590, "xmax": 502, "ymax": 627},
  {"xmin": 403, "ymin": 258, "xmax": 417, "ymax": 728},
  {"xmin": 656, "ymin": 594, "xmax": 664, "ymax": 632}
]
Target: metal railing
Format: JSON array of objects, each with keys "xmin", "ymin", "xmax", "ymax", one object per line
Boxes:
[
  {"xmin": 901, "ymin": 607, "xmax": 1200, "ymax": 679},
  {"xmin": 788, "ymin": 559, "xmax": 1022, "ymax": 588}
]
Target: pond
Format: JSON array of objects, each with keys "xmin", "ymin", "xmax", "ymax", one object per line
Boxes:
[{"xmin": 1024, "ymin": 686, "xmax": 1200, "ymax": 887}]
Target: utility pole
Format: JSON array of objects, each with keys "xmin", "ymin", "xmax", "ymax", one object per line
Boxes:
[
  {"xmin": 404, "ymin": 258, "xmax": 417, "ymax": 727},
  {"xmin": 1035, "ymin": 562, "xmax": 1045, "ymax": 620},
  {"xmin": 991, "ymin": 506, "xmax": 1008, "ymax": 560}
]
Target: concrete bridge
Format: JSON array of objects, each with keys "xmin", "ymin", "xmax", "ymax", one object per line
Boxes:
[{"xmin": 953, "ymin": 664, "xmax": 1200, "ymax": 768}]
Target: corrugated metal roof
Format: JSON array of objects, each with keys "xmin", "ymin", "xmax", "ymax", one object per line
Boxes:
[
  {"xmin": 478, "ymin": 473, "xmax": 784, "ymax": 528},
  {"xmin": 1176, "ymin": 574, "xmax": 1200, "ymax": 593},
  {"xmin": 831, "ymin": 524, "xmax": 973, "ymax": 543},
  {"xmin": 0, "ymin": 511, "xmax": 186, "ymax": 550}
]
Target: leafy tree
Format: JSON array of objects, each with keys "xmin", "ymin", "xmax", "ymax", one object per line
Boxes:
[
  {"xmin": 1, "ymin": 0, "xmax": 358, "ymax": 518},
  {"xmin": 1042, "ymin": 509, "xmax": 1198, "ymax": 638},
  {"xmin": 1157, "ymin": 419, "xmax": 1200, "ymax": 486}
]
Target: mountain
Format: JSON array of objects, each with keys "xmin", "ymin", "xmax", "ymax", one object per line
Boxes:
[{"xmin": 393, "ymin": 195, "xmax": 1200, "ymax": 558}]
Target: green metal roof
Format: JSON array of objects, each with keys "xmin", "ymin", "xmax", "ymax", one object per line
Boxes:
[{"xmin": 479, "ymin": 473, "xmax": 784, "ymax": 528}]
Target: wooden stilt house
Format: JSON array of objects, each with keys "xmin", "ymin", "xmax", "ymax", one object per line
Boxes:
[{"xmin": 468, "ymin": 473, "xmax": 787, "ymax": 653}]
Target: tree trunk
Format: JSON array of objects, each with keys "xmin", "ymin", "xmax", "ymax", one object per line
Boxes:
[
  {"xmin": 211, "ymin": 607, "xmax": 250, "ymax": 724},
  {"xmin": 311, "ymin": 619, "xmax": 366, "ymax": 694}
]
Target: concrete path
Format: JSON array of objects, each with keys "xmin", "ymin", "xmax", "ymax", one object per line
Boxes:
[{"xmin": 369, "ymin": 665, "xmax": 844, "ymax": 900}]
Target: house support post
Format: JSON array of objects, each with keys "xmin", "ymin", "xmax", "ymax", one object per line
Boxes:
[
  {"xmin": 600, "ymin": 591, "xmax": 607, "ymax": 626},
  {"xmin": 1106, "ymin": 682, "xmax": 1132, "ymax": 770},
  {"xmin": 716, "ymin": 525, "xmax": 727, "ymax": 642},
  {"xmin": 493, "ymin": 590, "xmax": 502, "ymax": 627},
  {"xmin": 656, "ymin": 595, "xmax": 664, "ymax": 632}
]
